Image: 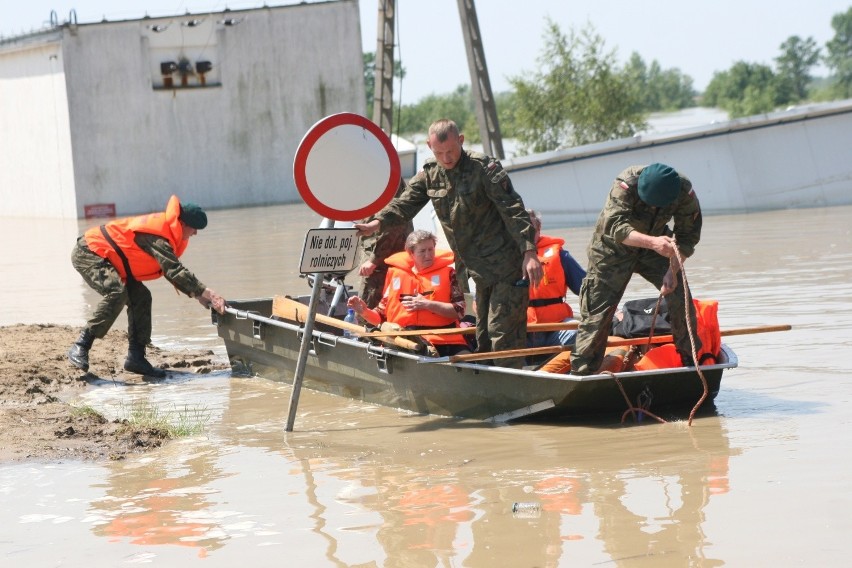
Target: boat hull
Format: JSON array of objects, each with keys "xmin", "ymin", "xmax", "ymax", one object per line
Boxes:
[{"xmin": 213, "ymin": 298, "xmax": 737, "ymax": 421}]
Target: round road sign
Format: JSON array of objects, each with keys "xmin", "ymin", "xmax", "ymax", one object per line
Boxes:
[{"xmin": 293, "ymin": 112, "xmax": 401, "ymax": 221}]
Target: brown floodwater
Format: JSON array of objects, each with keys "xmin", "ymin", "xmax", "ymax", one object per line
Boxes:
[{"xmin": 1, "ymin": 203, "xmax": 850, "ymax": 566}]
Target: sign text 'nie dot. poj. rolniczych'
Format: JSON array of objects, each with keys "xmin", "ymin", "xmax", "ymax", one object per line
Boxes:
[{"xmin": 298, "ymin": 228, "xmax": 360, "ymax": 274}]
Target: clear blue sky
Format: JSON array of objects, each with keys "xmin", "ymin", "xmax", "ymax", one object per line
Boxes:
[{"xmin": 4, "ymin": 0, "xmax": 850, "ymax": 103}]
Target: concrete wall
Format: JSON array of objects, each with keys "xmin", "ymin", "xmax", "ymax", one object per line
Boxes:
[
  {"xmin": 506, "ymin": 100, "xmax": 852, "ymax": 228},
  {"xmin": 0, "ymin": 35, "xmax": 76, "ymax": 217},
  {"xmin": 0, "ymin": 1, "xmax": 364, "ymax": 219}
]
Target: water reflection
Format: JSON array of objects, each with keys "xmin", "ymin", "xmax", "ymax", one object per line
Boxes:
[
  {"xmin": 90, "ymin": 446, "xmax": 226, "ymax": 558},
  {"xmin": 207, "ymin": 377, "xmax": 738, "ymax": 566},
  {"xmin": 2, "ymin": 204, "xmax": 851, "ymax": 566}
]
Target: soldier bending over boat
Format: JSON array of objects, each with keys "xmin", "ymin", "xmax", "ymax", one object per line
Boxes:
[
  {"xmin": 67, "ymin": 195, "xmax": 227, "ymax": 378},
  {"xmin": 570, "ymin": 163, "xmax": 703, "ymax": 376}
]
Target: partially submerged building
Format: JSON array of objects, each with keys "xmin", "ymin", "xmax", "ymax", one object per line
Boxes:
[{"xmin": 0, "ymin": 1, "xmax": 364, "ymax": 219}]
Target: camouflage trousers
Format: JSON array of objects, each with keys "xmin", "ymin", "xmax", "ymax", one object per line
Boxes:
[
  {"xmin": 357, "ymin": 268, "xmax": 388, "ymax": 310},
  {"xmin": 571, "ymin": 251, "xmax": 701, "ymax": 375},
  {"xmin": 71, "ymin": 237, "xmax": 153, "ymax": 345},
  {"xmin": 474, "ymin": 279, "xmax": 529, "ymax": 368}
]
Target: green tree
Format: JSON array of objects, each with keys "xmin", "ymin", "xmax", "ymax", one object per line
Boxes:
[
  {"xmin": 508, "ymin": 20, "xmax": 646, "ymax": 154},
  {"xmin": 703, "ymin": 61, "xmax": 787, "ymax": 117},
  {"xmin": 495, "ymin": 90, "xmax": 519, "ymax": 139},
  {"xmin": 363, "ymin": 52, "xmax": 406, "ymax": 111},
  {"xmin": 623, "ymin": 52, "xmax": 696, "ymax": 112},
  {"xmin": 395, "ymin": 85, "xmax": 476, "ymax": 139},
  {"xmin": 824, "ymin": 7, "xmax": 852, "ymax": 97},
  {"xmin": 363, "ymin": 52, "xmax": 377, "ymax": 108},
  {"xmin": 775, "ymin": 35, "xmax": 821, "ymax": 101},
  {"xmin": 652, "ymin": 66, "xmax": 696, "ymax": 111}
]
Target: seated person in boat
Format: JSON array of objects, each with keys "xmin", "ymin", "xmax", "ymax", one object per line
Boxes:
[
  {"xmin": 525, "ymin": 209, "xmax": 586, "ymax": 349},
  {"xmin": 347, "ymin": 230, "xmax": 471, "ymax": 357}
]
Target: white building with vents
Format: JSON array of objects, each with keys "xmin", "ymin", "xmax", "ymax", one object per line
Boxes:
[{"xmin": 0, "ymin": 1, "xmax": 364, "ymax": 219}]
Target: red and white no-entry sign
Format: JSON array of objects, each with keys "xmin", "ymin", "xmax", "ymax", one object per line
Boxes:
[{"xmin": 293, "ymin": 113, "xmax": 401, "ymax": 221}]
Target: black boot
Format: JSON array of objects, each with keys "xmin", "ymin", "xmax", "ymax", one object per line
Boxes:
[
  {"xmin": 124, "ymin": 342, "xmax": 167, "ymax": 378},
  {"xmin": 68, "ymin": 329, "xmax": 95, "ymax": 372}
]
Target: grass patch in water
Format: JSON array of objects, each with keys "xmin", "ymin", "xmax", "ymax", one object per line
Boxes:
[{"xmin": 119, "ymin": 401, "xmax": 211, "ymax": 438}]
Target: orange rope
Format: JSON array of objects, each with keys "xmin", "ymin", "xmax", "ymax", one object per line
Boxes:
[
  {"xmin": 620, "ymin": 240, "xmax": 708, "ymax": 426},
  {"xmin": 607, "ymin": 239, "xmax": 709, "ymax": 426},
  {"xmin": 645, "ymin": 295, "xmax": 665, "ymax": 350},
  {"xmin": 609, "ymin": 371, "xmax": 667, "ymax": 424},
  {"xmin": 670, "ymin": 243, "xmax": 709, "ymax": 426}
]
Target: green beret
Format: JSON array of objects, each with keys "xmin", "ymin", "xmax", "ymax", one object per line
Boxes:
[
  {"xmin": 638, "ymin": 163, "xmax": 681, "ymax": 207},
  {"xmin": 179, "ymin": 202, "xmax": 208, "ymax": 230}
]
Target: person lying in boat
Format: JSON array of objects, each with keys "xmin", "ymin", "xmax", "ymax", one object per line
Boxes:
[
  {"xmin": 538, "ymin": 344, "xmax": 639, "ymax": 374},
  {"xmin": 346, "ymin": 230, "xmax": 471, "ymax": 357},
  {"xmin": 525, "ymin": 209, "xmax": 586, "ymax": 350}
]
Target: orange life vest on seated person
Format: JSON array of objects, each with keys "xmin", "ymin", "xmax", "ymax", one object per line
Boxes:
[
  {"xmin": 382, "ymin": 249, "xmax": 468, "ymax": 347},
  {"xmin": 633, "ymin": 299, "xmax": 722, "ymax": 371},
  {"xmin": 527, "ymin": 236, "xmax": 573, "ymax": 324},
  {"xmin": 83, "ymin": 195, "xmax": 189, "ymax": 282}
]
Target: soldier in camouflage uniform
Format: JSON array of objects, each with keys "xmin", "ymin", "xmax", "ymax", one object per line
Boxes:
[
  {"xmin": 356, "ymin": 180, "xmax": 414, "ymax": 309},
  {"xmin": 570, "ymin": 163, "xmax": 703, "ymax": 375},
  {"xmin": 355, "ymin": 119, "xmax": 542, "ymax": 368},
  {"xmin": 67, "ymin": 196, "xmax": 227, "ymax": 378}
]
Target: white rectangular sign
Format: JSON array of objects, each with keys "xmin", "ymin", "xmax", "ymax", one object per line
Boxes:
[{"xmin": 299, "ymin": 228, "xmax": 360, "ymax": 274}]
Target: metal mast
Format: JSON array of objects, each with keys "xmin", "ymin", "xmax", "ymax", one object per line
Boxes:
[
  {"xmin": 372, "ymin": 0, "xmax": 396, "ymax": 134},
  {"xmin": 457, "ymin": 0, "xmax": 504, "ymax": 159}
]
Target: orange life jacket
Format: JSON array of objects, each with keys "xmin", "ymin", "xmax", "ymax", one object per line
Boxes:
[
  {"xmin": 527, "ymin": 236, "xmax": 573, "ymax": 324},
  {"xmin": 84, "ymin": 195, "xmax": 188, "ymax": 282},
  {"xmin": 633, "ymin": 298, "xmax": 722, "ymax": 370},
  {"xmin": 694, "ymin": 299, "xmax": 721, "ymax": 364},
  {"xmin": 539, "ymin": 343, "xmax": 627, "ymax": 374},
  {"xmin": 633, "ymin": 343, "xmax": 681, "ymax": 371},
  {"xmin": 383, "ymin": 250, "xmax": 467, "ymax": 347}
]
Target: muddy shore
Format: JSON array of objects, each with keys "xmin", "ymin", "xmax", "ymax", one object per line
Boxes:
[{"xmin": 0, "ymin": 324, "xmax": 229, "ymax": 463}]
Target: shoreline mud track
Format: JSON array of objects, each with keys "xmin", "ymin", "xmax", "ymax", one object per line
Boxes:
[{"xmin": 0, "ymin": 324, "xmax": 229, "ymax": 463}]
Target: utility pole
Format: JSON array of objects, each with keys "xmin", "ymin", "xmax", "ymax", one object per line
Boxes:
[
  {"xmin": 372, "ymin": 0, "xmax": 396, "ymax": 135},
  {"xmin": 457, "ymin": 0, "xmax": 504, "ymax": 159}
]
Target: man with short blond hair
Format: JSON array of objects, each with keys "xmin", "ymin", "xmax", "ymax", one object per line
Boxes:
[{"xmin": 355, "ymin": 119, "xmax": 542, "ymax": 367}]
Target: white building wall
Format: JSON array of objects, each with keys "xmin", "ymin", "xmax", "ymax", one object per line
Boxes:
[
  {"xmin": 0, "ymin": 36, "xmax": 76, "ymax": 218},
  {"xmin": 1, "ymin": 1, "xmax": 364, "ymax": 219},
  {"xmin": 506, "ymin": 101, "xmax": 852, "ymax": 228}
]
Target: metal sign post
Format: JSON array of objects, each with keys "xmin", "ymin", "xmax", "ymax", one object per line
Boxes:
[
  {"xmin": 286, "ymin": 112, "xmax": 400, "ymax": 431},
  {"xmin": 286, "ymin": 224, "xmax": 360, "ymax": 431}
]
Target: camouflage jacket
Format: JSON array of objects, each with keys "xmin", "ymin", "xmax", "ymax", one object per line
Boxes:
[
  {"xmin": 375, "ymin": 150, "xmax": 536, "ymax": 286},
  {"xmin": 587, "ymin": 165, "xmax": 703, "ymax": 269},
  {"xmin": 359, "ymin": 179, "xmax": 414, "ymax": 270},
  {"xmin": 359, "ymin": 220, "xmax": 413, "ymax": 269},
  {"xmin": 135, "ymin": 233, "xmax": 207, "ymax": 298}
]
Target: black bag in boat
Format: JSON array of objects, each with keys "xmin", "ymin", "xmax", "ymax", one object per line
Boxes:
[{"xmin": 612, "ymin": 297, "xmax": 672, "ymax": 338}]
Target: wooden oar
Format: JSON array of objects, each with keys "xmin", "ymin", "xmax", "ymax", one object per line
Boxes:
[
  {"xmin": 271, "ymin": 295, "xmax": 421, "ymax": 352},
  {"xmin": 422, "ymin": 324, "xmax": 793, "ymax": 364},
  {"xmin": 354, "ymin": 320, "xmax": 580, "ymax": 338}
]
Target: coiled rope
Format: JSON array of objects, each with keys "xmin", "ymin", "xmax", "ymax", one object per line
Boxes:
[
  {"xmin": 612, "ymin": 238, "xmax": 709, "ymax": 426},
  {"xmin": 610, "ymin": 370, "xmax": 667, "ymax": 424},
  {"xmin": 671, "ymin": 245, "xmax": 709, "ymax": 426}
]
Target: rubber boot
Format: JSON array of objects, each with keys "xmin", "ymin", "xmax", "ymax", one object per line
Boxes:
[
  {"xmin": 123, "ymin": 342, "xmax": 167, "ymax": 378},
  {"xmin": 67, "ymin": 329, "xmax": 95, "ymax": 372}
]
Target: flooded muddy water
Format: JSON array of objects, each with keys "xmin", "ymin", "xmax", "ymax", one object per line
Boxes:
[{"xmin": 2, "ymin": 203, "xmax": 851, "ymax": 566}]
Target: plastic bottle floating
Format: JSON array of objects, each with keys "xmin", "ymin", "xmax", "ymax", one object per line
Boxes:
[{"xmin": 512, "ymin": 502, "xmax": 541, "ymax": 518}]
